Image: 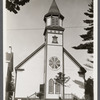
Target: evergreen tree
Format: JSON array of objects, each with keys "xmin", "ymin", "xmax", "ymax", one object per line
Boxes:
[
  {"xmin": 6, "ymin": 0, "xmax": 30, "ymax": 14},
  {"xmin": 54, "ymin": 72, "xmax": 70, "ymax": 86},
  {"xmin": 72, "ymin": 1, "xmax": 94, "ymax": 99},
  {"xmin": 73, "ymin": 0, "xmax": 93, "ymax": 54},
  {"xmin": 85, "ymin": 78, "xmax": 93, "ymax": 100},
  {"xmin": 54, "ymin": 72, "xmax": 70, "ymax": 99}
]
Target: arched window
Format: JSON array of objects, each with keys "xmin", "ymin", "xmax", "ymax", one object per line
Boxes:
[
  {"xmin": 49, "ymin": 79, "xmax": 54, "ymax": 94},
  {"xmin": 52, "ymin": 16, "xmax": 59, "ymax": 26},
  {"xmin": 55, "ymin": 83, "xmax": 60, "ymax": 94}
]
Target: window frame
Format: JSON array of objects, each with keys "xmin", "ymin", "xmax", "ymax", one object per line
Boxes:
[
  {"xmin": 55, "ymin": 83, "xmax": 60, "ymax": 94},
  {"xmin": 49, "ymin": 79, "xmax": 54, "ymax": 94},
  {"xmin": 51, "ymin": 16, "xmax": 59, "ymax": 26}
]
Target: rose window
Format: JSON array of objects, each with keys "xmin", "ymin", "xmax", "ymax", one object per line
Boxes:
[{"xmin": 49, "ymin": 57, "xmax": 60, "ymax": 70}]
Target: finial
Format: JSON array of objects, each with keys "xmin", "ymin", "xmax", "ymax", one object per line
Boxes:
[{"xmin": 9, "ymin": 46, "xmax": 12, "ymax": 53}]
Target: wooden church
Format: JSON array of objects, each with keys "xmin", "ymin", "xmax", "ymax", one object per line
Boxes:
[{"xmin": 14, "ymin": 0, "xmax": 86, "ymax": 100}]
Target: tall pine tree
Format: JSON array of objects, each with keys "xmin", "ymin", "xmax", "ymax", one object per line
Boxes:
[
  {"xmin": 73, "ymin": 0, "xmax": 93, "ymax": 54},
  {"xmin": 73, "ymin": 1, "xmax": 94, "ymax": 99},
  {"xmin": 85, "ymin": 78, "xmax": 93, "ymax": 100}
]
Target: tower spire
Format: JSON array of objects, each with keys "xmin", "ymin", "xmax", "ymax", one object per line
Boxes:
[
  {"xmin": 44, "ymin": 0, "xmax": 64, "ymax": 21},
  {"xmin": 43, "ymin": 0, "xmax": 65, "ymax": 35},
  {"xmin": 48, "ymin": 0, "xmax": 60, "ymax": 15}
]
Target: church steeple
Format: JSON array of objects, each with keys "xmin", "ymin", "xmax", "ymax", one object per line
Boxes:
[
  {"xmin": 43, "ymin": 1, "xmax": 65, "ymax": 99},
  {"xmin": 44, "ymin": 0, "xmax": 64, "ymax": 35}
]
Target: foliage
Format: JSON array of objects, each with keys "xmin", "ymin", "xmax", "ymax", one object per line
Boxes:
[
  {"xmin": 6, "ymin": 0, "xmax": 30, "ymax": 14},
  {"xmin": 73, "ymin": 0, "xmax": 93, "ymax": 54},
  {"xmin": 73, "ymin": 42, "xmax": 93, "ymax": 53},
  {"xmin": 54, "ymin": 72, "xmax": 70, "ymax": 86},
  {"xmin": 54, "ymin": 72, "xmax": 70, "ymax": 99},
  {"xmin": 85, "ymin": 78, "xmax": 93, "ymax": 100}
]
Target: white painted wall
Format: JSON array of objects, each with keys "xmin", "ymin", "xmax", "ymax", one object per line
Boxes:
[
  {"xmin": 48, "ymin": 33, "xmax": 62, "ymax": 46},
  {"xmin": 15, "ymin": 48, "xmax": 84, "ymax": 99},
  {"xmin": 47, "ymin": 17, "xmax": 51, "ymax": 26},
  {"xmin": 64, "ymin": 54, "xmax": 85, "ymax": 99},
  {"xmin": 59, "ymin": 19, "xmax": 63, "ymax": 27},
  {"xmin": 15, "ymin": 49, "xmax": 44, "ymax": 98},
  {"xmin": 46, "ymin": 46, "xmax": 63, "ymax": 99}
]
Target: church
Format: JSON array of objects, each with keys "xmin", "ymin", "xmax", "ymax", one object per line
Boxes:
[{"xmin": 14, "ymin": 0, "xmax": 86, "ymax": 100}]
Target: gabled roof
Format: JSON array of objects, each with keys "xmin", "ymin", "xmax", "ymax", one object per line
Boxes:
[
  {"xmin": 15, "ymin": 43, "xmax": 45, "ymax": 70},
  {"xmin": 15, "ymin": 43, "xmax": 86, "ymax": 75},
  {"xmin": 63, "ymin": 48, "xmax": 86, "ymax": 74},
  {"xmin": 44, "ymin": 0, "xmax": 64, "ymax": 21}
]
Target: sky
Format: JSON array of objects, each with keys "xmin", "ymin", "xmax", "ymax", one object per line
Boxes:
[{"xmin": 4, "ymin": 0, "xmax": 93, "ymax": 97}]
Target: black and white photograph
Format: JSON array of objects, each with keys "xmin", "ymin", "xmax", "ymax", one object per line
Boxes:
[{"xmin": 3, "ymin": 0, "xmax": 98, "ymax": 100}]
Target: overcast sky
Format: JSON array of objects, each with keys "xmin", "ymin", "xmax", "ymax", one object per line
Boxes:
[{"xmin": 5, "ymin": 0, "xmax": 93, "ymax": 81}]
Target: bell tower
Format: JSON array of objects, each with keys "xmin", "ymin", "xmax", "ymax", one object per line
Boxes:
[{"xmin": 43, "ymin": 0, "xmax": 65, "ymax": 99}]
